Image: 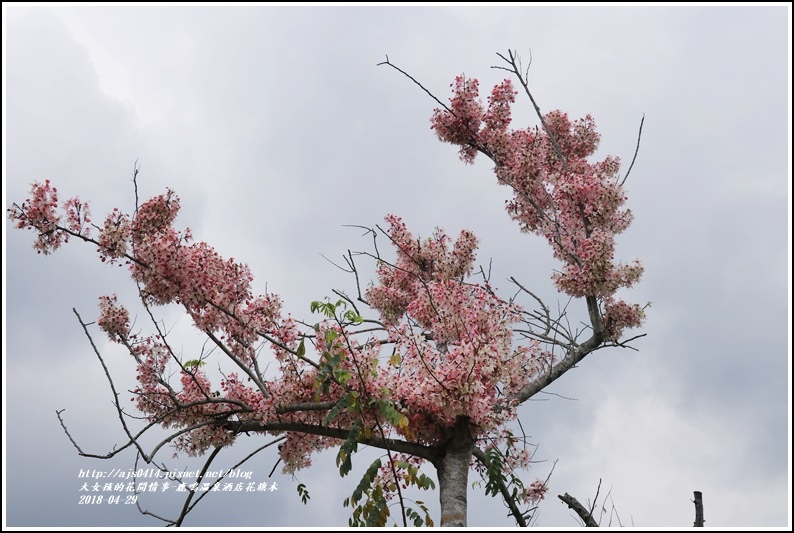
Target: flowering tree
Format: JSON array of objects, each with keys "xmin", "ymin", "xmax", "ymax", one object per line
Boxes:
[{"xmin": 8, "ymin": 50, "xmax": 646, "ymax": 527}]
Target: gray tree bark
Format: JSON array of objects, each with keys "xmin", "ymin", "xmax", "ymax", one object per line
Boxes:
[
  {"xmin": 436, "ymin": 417, "xmax": 475, "ymax": 526},
  {"xmin": 693, "ymin": 491, "xmax": 704, "ymax": 527}
]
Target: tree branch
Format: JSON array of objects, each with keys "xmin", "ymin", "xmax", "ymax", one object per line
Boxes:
[
  {"xmin": 512, "ymin": 295, "xmax": 604, "ymax": 404},
  {"xmin": 220, "ymin": 420, "xmax": 439, "ymax": 462},
  {"xmin": 494, "ymin": 50, "xmax": 569, "ymax": 175},
  {"xmin": 558, "ymin": 492, "xmax": 599, "ymax": 527},
  {"xmin": 620, "ymin": 114, "xmax": 645, "ymax": 187}
]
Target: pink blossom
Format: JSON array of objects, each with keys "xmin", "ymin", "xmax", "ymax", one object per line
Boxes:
[
  {"xmin": 97, "ymin": 294, "xmax": 130, "ymax": 342},
  {"xmin": 7, "ymin": 180, "xmax": 67, "ymax": 254},
  {"xmin": 524, "ymin": 479, "xmax": 548, "ymax": 505},
  {"xmin": 431, "ymin": 75, "xmax": 645, "ymax": 336}
]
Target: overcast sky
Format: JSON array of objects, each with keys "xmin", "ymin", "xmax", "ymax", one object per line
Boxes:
[{"xmin": 3, "ymin": 4, "xmax": 791, "ymax": 529}]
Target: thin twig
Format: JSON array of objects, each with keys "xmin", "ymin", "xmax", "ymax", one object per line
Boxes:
[
  {"xmin": 378, "ymin": 55, "xmax": 451, "ymax": 112},
  {"xmin": 620, "ymin": 114, "xmax": 645, "ymax": 187}
]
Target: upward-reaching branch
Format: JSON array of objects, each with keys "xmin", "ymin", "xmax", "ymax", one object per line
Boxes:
[{"xmin": 493, "ymin": 49, "xmax": 569, "ymax": 174}]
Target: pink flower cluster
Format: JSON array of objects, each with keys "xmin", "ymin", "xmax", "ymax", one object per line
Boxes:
[
  {"xmin": 602, "ymin": 297, "xmax": 645, "ymax": 342},
  {"xmin": 98, "ymin": 208, "xmax": 131, "ymax": 263},
  {"xmin": 524, "ymin": 479, "xmax": 548, "ymax": 505},
  {"xmin": 367, "ymin": 214, "xmax": 478, "ymax": 323},
  {"xmin": 8, "ymin": 180, "xmax": 67, "ymax": 254},
  {"xmin": 63, "ymin": 196, "xmax": 91, "ymax": 239},
  {"xmin": 430, "ymin": 77, "xmax": 645, "ymax": 335},
  {"xmin": 365, "ymin": 216, "xmax": 541, "ymax": 439},
  {"xmin": 431, "ymin": 76, "xmax": 485, "ymax": 163},
  {"xmin": 11, "ymin": 182, "xmax": 304, "ymax": 456},
  {"xmin": 97, "ymin": 294, "xmax": 130, "ymax": 342},
  {"xmin": 7, "ymin": 181, "xmax": 90, "ymax": 254}
]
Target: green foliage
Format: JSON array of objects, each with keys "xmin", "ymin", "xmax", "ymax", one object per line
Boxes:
[
  {"xmin": 310, "ymin": 297, "xmax": 363, "ymax": 325},
  {"xmin": 183, "ymin": 359, "xmax": 206, "ymax": 369},
  {"xmin": 481, "ymin": 443, "xmax": 529, "ymax": 516},
  {"xmin": 360, "ymin": 398, "xmax": 409, "ymax": 431},
  {"xmin": 405, "ymin": 502, "xmax": 434, "ymax": 527},
  {"xmin": 296, "ymin": 483, "xmax": 310, "ymax": 505},
  {"xmin": 394, "ymin": 460, "xmax": 435, "ymax": 491},
  {"xmin": 342, "ymin": 455, "xmax": 437, "ymax": 527},
  {"xmin": 349, "ymin": 458, "xmax": 382, "ymax": 507},
  {"xmin": 343, "ymin": 458, "xmax": 389, "ymax": 527},
  {"xmin": 483, "ymin": 447, "xmax": 507, "ymax": 497},
  {"xmin": 336, "ymin": 422, "xmax": 361, "ymax": 477},
  {"xmin": 309, "ymin": 295, "xmax": 435, "ymax": 526},
  {"xmin": 313, "ymin": 329, "xmax": 348, "ymax": 399},
  {"xmin": 323, "ymin": 392, "xmax": 358, "ymax": 426}
]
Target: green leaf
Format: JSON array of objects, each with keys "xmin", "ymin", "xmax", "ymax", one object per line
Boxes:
[
  {"xmin": 323, "ymin": 395, "xmax": 349, "ymax": 426},
  {"xmin": 336, "ymin": 423, "xmax": 360, "ymax": 477},
  {"xmin": 334, "ymin": 368, "xmax": 351, "ymax": 385}
]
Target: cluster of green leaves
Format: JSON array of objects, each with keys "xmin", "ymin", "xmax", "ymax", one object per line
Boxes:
[
  {"xmin": 483, "ymin": 446, "xmax": 508, "ymax": 497},
  {"xmin": 308, "ymin": 298, "xmax": 364, "ymax": 400},
  {"xmin": 404, "ymin": 502, "xmax": 434, "ymax": 528},
  {"xmin": 336, "ymin": 422, "xmax": 361, "ymax": 477},
  {"xmin": 344, "ymin": 458, "xmax": 389, "ymax": 526},
  {"xmin": 393, "ymin": 460, "xmax": 436, "ymax": 494},
  {"xmin": 332, "ymin": 397, "xmax": 410, "ymax": 477},
  {"xmin": 480, "ymin": 441, "xmax": 532, "ymax": 514},
  {"xmin": 307, "ymin": 296, "xmax": 434, "ymax": 526},
  {"xmin": 310, "ymin": 298, "xmax": 363, "ymax": 325},
  {"xmin": 296, "ymin": 483, "xmax": 310, "ymax": 505},
  {"xmin": 343, "ymin": 458, "xmax": 435, "ymax": 527},
  {"xmin": 313, "ymin": 328, "xmax": 351, "ymax": 397}
]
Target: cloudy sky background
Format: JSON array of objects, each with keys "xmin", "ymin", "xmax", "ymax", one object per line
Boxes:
[{"xmin": 3, "ymin": 5, "xmax": 791, "ymax": 528}]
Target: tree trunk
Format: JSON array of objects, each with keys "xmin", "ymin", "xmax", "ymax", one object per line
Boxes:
[{"xmin": 436, "ymin": 417, "xmax": 475, "ymax": 527}]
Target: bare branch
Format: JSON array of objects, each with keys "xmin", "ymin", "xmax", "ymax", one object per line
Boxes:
[
  {"xmin": 173, "ymin": 436, "xmax": 286, "ymax": 525},
  {"xmin": 320, "ymin": 252, "xmax": 354, "ymax": 273},
  {"xmin": 512, "ymin": 295, "xmax": 605, "ymax": 404},
  {"xmin": 378, "ymin": 55, "xmax": 451, "ymax": 113},
  {"xmin": 588, "ymin": 478, "xmax": 602, "ymax": 519},
  {"xmin": 558, "ymin": 492, "xmax": 598, "ymax": 527},
  {"xmin": 620, "ymin": 114, "xmax": 645, "ymax": 187}
]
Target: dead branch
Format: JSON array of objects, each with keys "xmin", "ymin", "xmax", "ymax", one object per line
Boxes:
[
  {"xmin": 693, "ymin": 490, "xmax": 704, "ymax": 527},
  {"xmin": 558, "ymin": 492, "xmax": 598, "ymax": 527}
]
